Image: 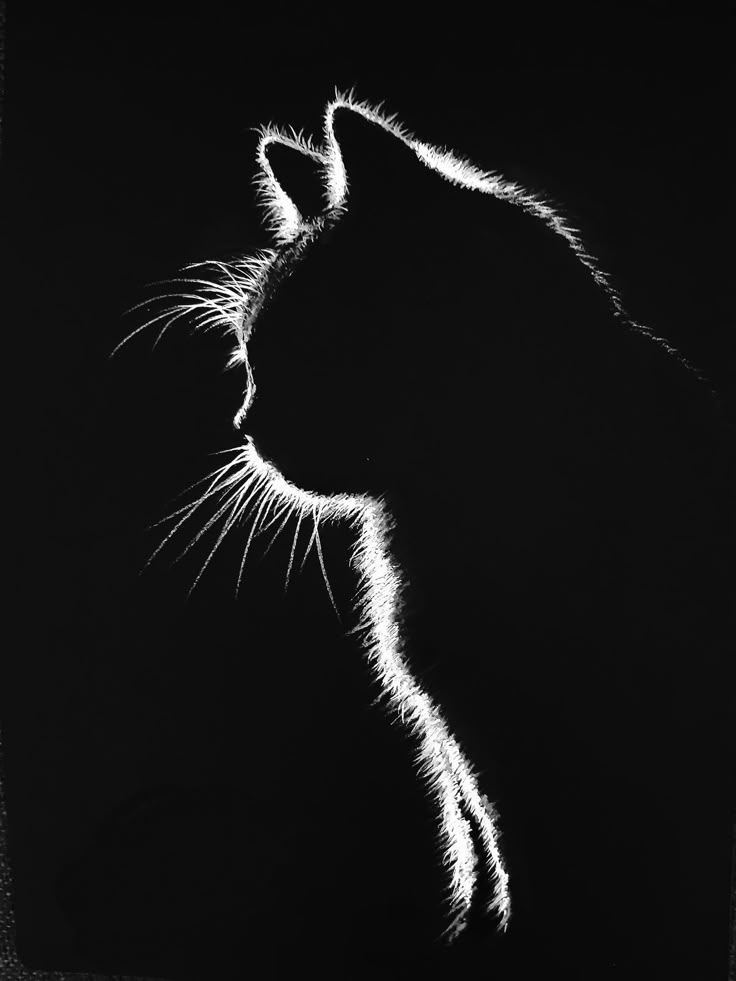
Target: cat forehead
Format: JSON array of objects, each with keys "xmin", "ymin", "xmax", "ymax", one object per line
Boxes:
[
  {"xmin": 253, "ymin": 89, "xmax": 595, "ymax": 279},
  {"xmin": 225, "ymin": 89, "xmax": 682, "ymax": 429},
  {"xmin": 253, "ymin": 89, "xmax": 540, "ymax": 248}
]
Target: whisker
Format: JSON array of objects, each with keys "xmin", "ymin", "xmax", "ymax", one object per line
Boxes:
[
  {"xmin": 148, "ymin": 455, "xmax": 250, "ymax": 530},
  {"xmin": 187, "ymin": 496, "xmax": 247, "ymax": 597},
  {"xmin": 172, "ymin": 478, "xmax": 258, "ymax": 567},
  {"xmin": 298, "ymin": 510, "xmax": 320, "ymax": 573},
  {"xmin": 111, "ymin": 305, "xmax": 196, "ymax": 357},
  {"xmin": 164, "ymin": 449, "xmax": 246, "ymax": 506},
  {"xmin": 144, "ymin": 453, "xmax": 260, "ymax": 574},
  {"xmin": 250, "ymin": 485, "xmax": 280, "ymax": 540},
  {"xmin": 260, "ymin": 502, "xmax": 298, "ymax": 560},
  {"xmin": 177, "ymin": 461, "xmax": 273, "ymax": 592},
  {"xmin": 284, "ymin": 509, "xmax": 305, "ymax": 594},
  {"xmin": 152, "ymin": 308, "xmax": 197, "ymax": 349},
  {"xmin": 234, "ymin": 478, "xmax": 277, "ymax": 598},
  {"xmin": 143, "ymin": 489, "xmax": 226, "ymax": 570},
  {"xmin": 256, "ymin": 496, "xmax": 295, "ymax": 543},
  {"xmin": 313, "ymin": 511, "xmax": 341, "ymax": 622}
]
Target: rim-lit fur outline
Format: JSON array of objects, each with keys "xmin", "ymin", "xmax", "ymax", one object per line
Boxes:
[{"xmin": 111, "ymin": 87, "xmax": 708, "ymax": 944}]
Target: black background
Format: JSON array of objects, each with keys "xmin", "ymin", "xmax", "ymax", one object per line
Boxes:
[{"xmin": 3, "ymin": 7, "xmax": 734, "ymax": 980}]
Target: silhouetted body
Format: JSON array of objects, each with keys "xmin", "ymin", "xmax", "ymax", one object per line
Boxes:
[
  {"xmin": 244, "ymin": 109, "xmax": 733, "ymax": 977},
  {"xmin": 45, "ymin": 106, "xmax": 733, "ymax": 980}
]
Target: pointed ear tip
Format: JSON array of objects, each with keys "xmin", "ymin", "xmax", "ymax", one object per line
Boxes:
[
  {"xmin": 329, "ymin": 101, "xmax": 376, "ymax": 135},
  {"xmin": 261, "ymin": 136, "xmax": 326, "ymax": 221},
  {"xmin": 332, "ymin": 83, "xmax": 356, "ymax": 101},
  {"xmin": 328, "ymin": 100, "xmax": 411, "ymax": 160}
]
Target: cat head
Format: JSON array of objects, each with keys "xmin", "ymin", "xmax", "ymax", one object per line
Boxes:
[
  {"xmin": 180, "ymin": 89, "xmax": 635, "ymax": 502},
  {"xmin": 118, "ymin": 89, "xmax": 702, "ymax": 523}
]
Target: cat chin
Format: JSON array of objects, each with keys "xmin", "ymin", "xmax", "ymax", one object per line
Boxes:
[
  {"xmin": 247, "ymin": 419, "xmax": 446, "ymax": 505},
  {"xmin": 248, "ymin": 440, "xmax": 384, "ymax": 500}
]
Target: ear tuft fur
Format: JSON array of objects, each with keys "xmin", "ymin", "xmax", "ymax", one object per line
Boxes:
[{"xmin": 253, "ymin": 123, "xmax": 324, "ymax": 245}]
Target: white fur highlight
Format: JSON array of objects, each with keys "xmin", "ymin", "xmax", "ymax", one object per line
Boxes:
[
  {"xmin": 118, "ymin": 87, "xmax": 697, "ymax": 941},
  {"xmin": 155, "ymin": 437, "xmax": 511, "ymax": 938}
]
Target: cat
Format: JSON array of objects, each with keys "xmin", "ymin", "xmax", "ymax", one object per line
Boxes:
[
  {"xmin": 4, "ymin": 90, "xmax": 730, "ymax": 980},
  {"xmin": 127, "ymin": 90, "xmax": 731, "ymax": 975}
]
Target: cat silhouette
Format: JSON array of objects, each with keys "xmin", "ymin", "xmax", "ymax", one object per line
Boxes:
[
  {"xmin": 3, "ymin": 91, "xmax": 731, "ymax": 981},
  {"xmin": 232, "ymin": 93, "xmax": 733, "ymax": 977}
]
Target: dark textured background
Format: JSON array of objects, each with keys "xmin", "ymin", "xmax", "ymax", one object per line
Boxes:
[{"xmin": 3, "ymin": 8, "xmax": 734, "ymax": 980}]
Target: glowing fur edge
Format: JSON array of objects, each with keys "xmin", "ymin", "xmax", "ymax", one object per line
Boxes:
[
  {"xmin": 150, "ymin": 438, "xmax": 511, "ymax": 939},
  {"xmin": 112, "ymin": 87, "xmax": 703, "ymax": 941}
]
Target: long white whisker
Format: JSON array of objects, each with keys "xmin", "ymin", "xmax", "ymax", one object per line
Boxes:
[
  {"xmin": 180, "ymin": 461, "xmax": 273, "ymax": 593},
  {"xmin": 148, "ymin": 456, "xmax": 251, "ymax": 531},
  {"xmin": 256, "ymin": 496, "xmax": 295, "ymax": 543},
  {"xmin": 164, "ymin": 449, "xmax": 246, "ymax": 506},
  {"xmin": 250, "ymin": 485, "xmax": 280, "ymax": 540},
  {"xmin": 144, "ymin": 489, "xmax": 226, "ymax": 570},
  {"xmin": 313, "ymin": 509, "xmax": 340, "ymax": 621},
  {"xmin": 234, "ymin": 479, "xmax": 276, "ymax": 598},
  {"xmin": 144, "ymin": 452, "xmax": 260, "ymax": 574},
  {"xmin": 109, "ymin": 316, "xmax": 169, "ymax": 357},
  {"xmin": 152, "ymin": 309, "xmax": 197, "ymax": 349},
  {"xmin": 173, "ymin": 477, "xmax": 259, "ymax": 567},
  {"xmin": 298, "ymin": 511, "xmax": 320, "ymax": 573},
  {"xmin": 187, "ymin": 495, "xmax": 247, "ymax": 597},
  {"xmin": 284, "ymin": 509, "xmax": 305, "ymax": 594},
  {"xmin": 261, "ymin": 502, "xmax": 298, "ymax": 560}
]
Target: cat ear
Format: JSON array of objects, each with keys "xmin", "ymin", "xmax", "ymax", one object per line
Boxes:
[
  {"xmin": 253, "ymin": 126, "xmax": 325, "ymax": 244},
  {"xmin": 322, "ymin": 91, "xmax": 421, "ymax": 214}
]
